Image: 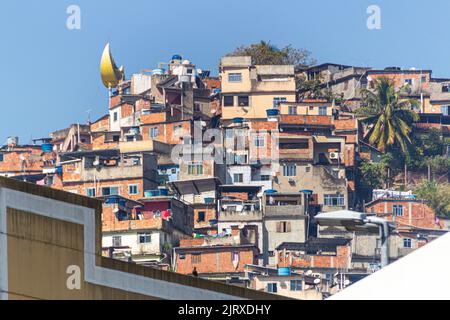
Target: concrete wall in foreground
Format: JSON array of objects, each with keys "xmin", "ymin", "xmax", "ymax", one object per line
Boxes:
[{"xmin": 0, "ymin": 177, "xmax": 281, "ymax": 300}]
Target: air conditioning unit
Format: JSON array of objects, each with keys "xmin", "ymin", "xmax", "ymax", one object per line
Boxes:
[{"xmin": 329, "ymin": 152, "xmax": 339, "ymax": 160}]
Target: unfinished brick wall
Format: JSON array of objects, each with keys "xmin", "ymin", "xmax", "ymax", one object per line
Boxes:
[
  {"xmin": 194, "ymin": 207, "xmax": 217, "ymax": 229},
  {"xmin": 62, "ymin": 178, "xmax": 145, "ymax": 201},
  {"xmin": 0, "ymin": 147, "xmax": 45, "ymax": 175},
  {"xmin": 278, "ymin": 245, "xmax": 351, "ymax": 269},
  {"xmin": 366, "ymin": 200, "xmax": 439, "ymax": 230},
  {"xmin": 175, "ymin": 247, "xmax": 257, "ymax": 275},
  {"xmin": 102, "ymin": 204, "xmax": 164, "ymax": 232}
]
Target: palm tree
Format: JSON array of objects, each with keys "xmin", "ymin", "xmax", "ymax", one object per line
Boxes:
[{"xmin": 357, "ymin": 77, "xmax": 419, "ymax": 154}]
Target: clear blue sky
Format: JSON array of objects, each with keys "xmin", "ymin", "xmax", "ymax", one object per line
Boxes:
[{"xmin": 1, "ymin": 0, "xmax": 450, "ymax": 142}]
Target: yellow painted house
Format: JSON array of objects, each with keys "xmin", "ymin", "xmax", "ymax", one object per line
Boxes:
[{"xmin": 220, "ymin": 56, "xmax": 297, "ymax": 120}]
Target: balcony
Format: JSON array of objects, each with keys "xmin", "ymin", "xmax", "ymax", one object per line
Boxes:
[
  {"xmin": 265, "ymin": 205, "xmax": 305, "ymax": 216},
  {"xmin": 218, "ymin": 210, "xmax": 263, "ymax": 222}
]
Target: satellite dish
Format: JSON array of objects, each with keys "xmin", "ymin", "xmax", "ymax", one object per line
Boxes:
[
  {"xmin": 93, "ymin": 160, "xmax": 100, "ymax": 167},
  {"xmin": 306, "ymin": 270, "xmax": 313, "ymax": 276},
  {"xmin": 314, "ymin": 278, "xmax": 321, "ymax": 285},
  {"xmin": 344, "ymin": 279, "xmax": 351, "ymax": 286}
]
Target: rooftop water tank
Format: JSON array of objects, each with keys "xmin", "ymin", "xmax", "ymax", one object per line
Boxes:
[
  {"xmin": 152, "ymin": 68, "xmax": 165, "ymax": 75},
  {"xmin": 278, "ymin": 267, "xmax": 291, "ymax": 276},
  {"xmin": 41, "ymin": 143, "xmax": 53, "ymax": 153},
  {"xmin": 233, "ymin": 117, "xmax": 244, "ymax": 124},
  {"xmin": 6, "ymin": 136, "xmax": 18, "ymax": 146},
  {"xmin": 172, "ymin": 54, "xmax": 183, "ymax": 61},
  {"xmin": 266, "ymin": 109, "xmax": 280, "ymax": 117}
]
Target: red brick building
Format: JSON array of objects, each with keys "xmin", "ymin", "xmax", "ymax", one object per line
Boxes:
[
  {"xmin": 365, "ymin": 198, "xmax": 440, "ymax": 230},
  {"xmin": 174, "ymin": 243, "xmax": 259, "ymax": 276},
  {"xmin": 276, "ymin": 238, "xmax": 352, "ymax": 269}
]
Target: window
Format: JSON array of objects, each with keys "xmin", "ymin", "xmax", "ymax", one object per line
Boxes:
[
  {"xmin": 228, "ymin": 73, "xmax": 242, "ymax": 83},
  {"xmin": 112, "ymin": 135, "xmax": 120, "ymax": 142},
  {"xmin": 232, "ymin": 252, "xmax": 240, "ymax": 262},
  {"xmin": 441, "ymin": 106, "xmax": 450, "ymax": 116},
  {"xmin": 191, "ymin": 254, "xmax": 202, "ymax": 264},
  {"xmin": 288, "ymin": 106, "xmax": 297, "ymax": 115},
  {"xmin": 276, "ymin": 221, "xmax": 291, "ymax": 233},
  {"xmin": 319, "ymin": 106, "xmax": 328, "ymax": 116},
  {"xmin": 234, "ymin": 173, "xmax": 244, "ymax": 183},
  {"xmin": 0, "ymin": 154, "xmax": 3, "ymax": 162},
  {"xmin": 404, "ymin": 79, "xmax": 413, "ymax": 86},
  {"xmin": 128, "ymin": 185, "xmax": 139, "ymax": 195},
  {"xmin": 194, "ymin": 103, "xmax": 201, "ymax": 112},
  {"xmin": 138, "ymin": 233, "xmax": 152, "ymax": 244},
  {"xmin": 324, "ymin": 194, "xmax": 345, "ymax": 206},
  {"xmin": 234, "ymin": 154, "xmax": 248, "ymax": 164},
  {"xmin": 113, "ymin": 112, "xmax": 118, "ymax": 122},
  {"xmin": 273, "ymin": 97, "xmax": 287, "ymax": 108},
  {"xmin": 421, "ymin": 76, "xmax": 427, "ymax": 83},
  {"xmin": 267, "ymin": 283, "xmax": 278, "ymax": 293},
  {"xmin": 403, "ymin": 238, "xmax": 412, "ymax": 248},
  {"xmin": 260, "ymin": 175, "xmax": 271, "ymax": 181},
  {"xmin": 197, "ymin": 211, "xmax": 206, "ymax": 222},
  {"xmin": 223, "ymin": 96, "xmax": 234, "ymax": 107},
  {"xmin": 149, "ymin": 127, "xmax": 158, "ymax": 138},
  {"xmin": 290, "ymin": 280, "xmax": 303, "ymax": 291},
  {"xmin": 112, "ymin": 236, "xmax": 122, "ymax": 247},
  {"xmin": 393, "ymin": 205, "xmax": 404, "ymax": 217},
  {"xmin": 442, "ymin": 85, "xmax": 450, "ymax": 93},
  {"xmin": 188, "ymin": 163, "xmax": 203, "ymax": 175},
  {"xmin": 283, "ymin": 164, "xmax": 297, "ymax": 177},
  {"xmin": 238, "ymin": 96, "xmax": 249, "ymax": 107},
  {"xmin": 254, "ymin": 137, "xmax": 265, "ymax": 147},
  {"xmin": 102, "ymin": 186, "xmax": 119, "ymax": 196},
  {"xmin": 86, "ymin": 187, "xmax": 96, "ymax": 197}
]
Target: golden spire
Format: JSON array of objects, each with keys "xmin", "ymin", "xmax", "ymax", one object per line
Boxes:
[{"xmin": 100, "ymin": 43, "xmax": 124, "ymax": 88}]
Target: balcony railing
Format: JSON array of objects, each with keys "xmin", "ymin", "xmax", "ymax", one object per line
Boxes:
[{"xmin": 218, "ymin": 210, "xmax": 263, "ymax": 221}]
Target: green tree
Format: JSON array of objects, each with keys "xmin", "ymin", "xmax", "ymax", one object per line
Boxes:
[
  {"xmin": 227, "ymin": 41, "xmax": 316, "ymax": 67},
  {"xmin": 357, "ymin": 77, "xmax": 419, "ymax": 154},
  {"xmin": 358, "ymin": 153, "xmax": 393, "ymax": 189},
  {"xmin": 414, "ymin": 180, "xmax": 450, "ymax": 217}
]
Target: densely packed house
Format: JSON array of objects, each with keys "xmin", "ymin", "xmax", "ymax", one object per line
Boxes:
[{"xmin": 1, "ymin": 43, "xmax": 449, "ymax": 300}]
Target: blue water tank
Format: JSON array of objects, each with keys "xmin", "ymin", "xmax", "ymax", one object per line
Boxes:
[
  {"xmin": 55, "ymin": 166, "xmax": 63, "ymax": 175},
  {"xmin": 159, "ymin": 188, "xmax": 169, "ymax": 196},
  {"xmin": 278, "ymin": 267, "xmax": 291, "ymax": 276},
  {"xmin": 152, "ymin": 68, "xmax": 165, "ymax": 75},
  {"xmin": 172, "ymin": 54, "xmax": 183, "ymax": 61},
  {"xmin": 265, "ymin": 189, "xmax": 278, "ymax": 194},
  {"xmin": 41, "ymin": 143, "xmax": 53, "ymax": 153},
  {"xmin": 144, "ymin": 190, "xmax": 158, "ymax": 197},
  {"xmin": 233, "ymin": 117, "xmax": 244, "ymax": 124},
  {"xmin": 266, "ymin": 109, "xmax": 280, "ymax": 117}
]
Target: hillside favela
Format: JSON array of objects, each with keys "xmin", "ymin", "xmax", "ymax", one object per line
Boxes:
[
  {"xmin": 2, "ymin": 39, "xmax": 450, "ymax": 301},
  {"xmin": 7, "ymin": 0, "xmax": 450, "ymax": 304}
]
